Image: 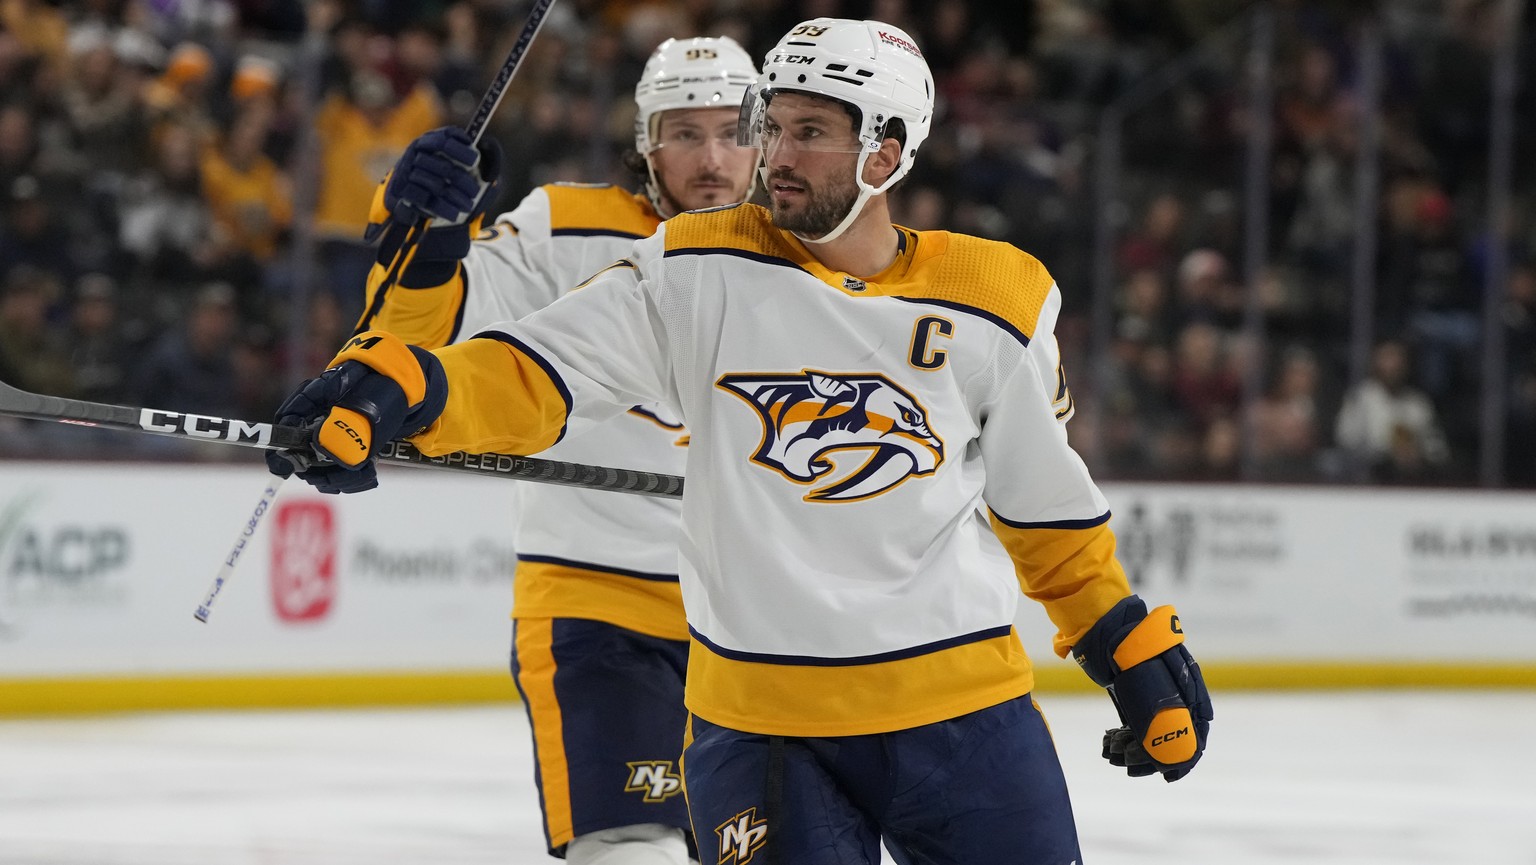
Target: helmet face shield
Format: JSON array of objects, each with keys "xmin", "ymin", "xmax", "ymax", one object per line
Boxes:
[
  {"xmin": 647, "ymin": 113, "xmax": 747, "ymax": 154},
  {"xmin": 737, "ymin": 85, "xmax": 874, "ymax": 158}
]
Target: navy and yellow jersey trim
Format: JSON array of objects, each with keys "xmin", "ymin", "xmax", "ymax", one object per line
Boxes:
[
  {"xmin": 413, "ymin": 335, "xmax": 571, "ymax": 457},
  {"xmin": 511, "ymin": 618, "xmax": 576, "ymax": 848},
  {"xmin": 986, "ymin": 509, "xmax": 1132, "ymax": 660},
  {"xmin": 1052, "ymin": 363, "xmax": 1075, "ymax": 420},
  {"xmin": 690, "ymin": 624, "xmax": 1011, "ymax": 666},
  {"xmin": 513, "ymin": 555, "xmax": 687, "ymax": 642},
  {"xmin": 661, "ymin": 204, "xmax": 1057, "ymax": 344},
  {"xmin": 627, "ymin": 405, "xmax": 685, "ymax": 431},
  {"xmin": 685, "ymin": 626, "xmax": 1034, "ymax": 737},
  {"xmin": 572, "ymin": 259, "xmax": 638, "ymax": 291},
  {"xmin": 544, "ymin": 183, "xmax": 659, "ymax": 239}
]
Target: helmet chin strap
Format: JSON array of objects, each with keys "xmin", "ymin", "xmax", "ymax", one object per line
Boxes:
[
  {"xmin": 790, "ymin": 149, "xmax": 886, "ymax": 246},
  {"xmin": 643, "ymin": 155, "xmax": 675, "ymax": 219}
]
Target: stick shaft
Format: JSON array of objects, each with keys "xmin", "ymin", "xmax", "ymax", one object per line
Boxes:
[
  {"xmin": 0, "ymin": 379, "xmax": 683, "ymax": 498},
  {"xmin": 353, "ymin": 0, "xmax": 557, "ymax": 336},
  {"xmin": 466, "ymin": 0, "xmax": 557, "ymax": 146},
  {"xmin": 195, "ymin": 474, "xmax": 286, "ymax": 623}
]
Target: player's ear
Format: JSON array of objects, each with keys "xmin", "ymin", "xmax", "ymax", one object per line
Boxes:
[{"xmin": 863, "ymin": 137, "xmax": 903, "ymax": 187}]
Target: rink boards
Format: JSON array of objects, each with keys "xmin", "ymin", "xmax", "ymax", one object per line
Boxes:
[{"xmin": 1, "ymin": 462, "xmax": 1534, "ymax": 713}]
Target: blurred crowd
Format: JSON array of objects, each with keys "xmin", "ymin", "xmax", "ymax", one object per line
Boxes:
[{"xmin": 0, "ymin": 0, "xmax": 1532, "ymax": 486}]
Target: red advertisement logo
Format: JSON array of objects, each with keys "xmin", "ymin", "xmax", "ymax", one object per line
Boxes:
[{"xmin": 270, "ymin": 500, "xmax": 336, "ymax": 622}]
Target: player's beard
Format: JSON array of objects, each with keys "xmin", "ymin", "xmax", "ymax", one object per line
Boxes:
[
  {"xmin": 655, "ymin": 169, "xmax": 738, "ymax": 216},
  {"xmin": 767, "ymin": 167, "xmax": 859, "ymax": 238}
]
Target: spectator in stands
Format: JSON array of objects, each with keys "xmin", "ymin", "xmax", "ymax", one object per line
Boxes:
[
  {"xmin": 0, "ymin": 264, "xmax": 73, "ymax": 397},
  {"xmin": 0, "ymin": 101, "xmax": 39, "ymax": 194},
  {"xmin": 228, "ymin": 54, "xmax": 282, "ymax": 112},
  {"xmin": 118, "ymin": 121, "xmax": 218, "ymax": 293},
  {"xmin": 312, "ymin": 45, "xmax": 443, "ymax": 325},
  {"xmin": 201, "ymin": 104, "xmax": 293, "ymax": 267},
  {"xmin": 1249, "ymin": 345, "xmax": 1325, "ymax": 480},
  {"xmin": 1382, "ymin": 187, "xmax": 1478, "ymax": 401},
  {"xmin": 64, "ymin": 272, "xmax": 132, "ymax": 404},
  {"xmin": 1335, "ymin": 340, "xmax": 1450, "ymax": 483},
  {"xmin": 1286, "ymin": 105, "xmax": 1358, "ymax": 284},
  {"xmin": 0, "ymin": 175, "xmax": 75, "ymax": 280},
  {"xmin": 1503, "ymin": 262, "xmax": 1536, "ymax": 486},
  {"xmin": 0, "ymin": 0, "xmax": 69, "ymax": 77},
  {"xmin": 1118, "ymin": 191, "xmax": 1185, "ymax": 277},
  {"xmin": 141, "ymin": 41, "xmax": 217, "ymax": 145},
  {"xmin": 1172, "ymin": 247, "xmax": 1238, "ymax": 329},
  {"xmin": 231, "ymin": 325, "xmax": 282, "ymax": 421},
  {"xmin": 1170, "ymin": 321, "xmax": 1241, "ymax": 432},
  {"xmin": 60, "ymin": 29, "xmax": 144, "ymax": 179},
  {"xmin": 1119, "ymin": 267, "xmax": 1175, "ymax": 348},
  {"xmin": 128, "ymin": 281, "xmax": 242, "ymax": 418},
  {"xmin": 1197, "ymin": 415, "xmax": 1242, "ymax": 481}
]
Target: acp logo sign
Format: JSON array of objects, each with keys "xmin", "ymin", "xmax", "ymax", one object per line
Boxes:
[
  {"xmin": 270, "ymin": 500, "xmax": 337, "ymax": 623},
  {"xmin": 0, "ymin": 490, "xmax": 130, "ymax": 599}
]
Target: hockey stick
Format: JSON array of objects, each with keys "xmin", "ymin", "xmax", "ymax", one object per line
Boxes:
[
  {"xmin": 353, "ymin": 0, "xmax": 557, "ymax": 335},
  {"xmin": 196, "ymin": 473, "xmax": 284, "ymax": 622},
  {"xmin": 0, "ymin": 378, "xmax": 685, "ymax": 498}
]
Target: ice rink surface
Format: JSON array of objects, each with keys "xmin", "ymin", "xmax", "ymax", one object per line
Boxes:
[{"xmin": 1, "ymin": 691, "xmax": 1533, "ymax": 865}]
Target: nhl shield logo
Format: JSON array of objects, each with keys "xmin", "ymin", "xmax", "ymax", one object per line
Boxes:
[{"xmin": 716, "ymin": 370, "xmax": 944, "ymax": 502}]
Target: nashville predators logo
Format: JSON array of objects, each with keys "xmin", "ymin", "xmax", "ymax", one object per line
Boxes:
[
  {"xmin": 715, "ymin": 807, "xmax": 768, "ymax": 864},
  {"xmin": 716, "ymin": 371, "xmax": 944, "ymax": 502},
  {"xmin": 623, "ymin": 761, "xmax": 684, "ymax": 802}
]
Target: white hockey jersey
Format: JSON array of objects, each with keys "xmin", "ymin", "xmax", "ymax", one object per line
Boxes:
[
  {"xmin": 359, "ymin": 184, "xmax": 688, "ymax": 640},
  {"xmin": 408, "ymin": 203, "xmax": 1128, "ymax": 737}
]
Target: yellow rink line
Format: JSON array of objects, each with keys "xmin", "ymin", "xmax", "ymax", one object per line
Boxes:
[{"xmin": 2, "ymin": 663, "xmax": 1534, "ymax": 717}]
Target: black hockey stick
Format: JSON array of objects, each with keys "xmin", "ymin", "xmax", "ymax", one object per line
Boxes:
[
  {"xmin": 353, "ymin": 0, "xmax": 556, "ymax": 335},
  {"xmin": 0, "ymin": 378, "xmax": 684, "ymax": 499}
]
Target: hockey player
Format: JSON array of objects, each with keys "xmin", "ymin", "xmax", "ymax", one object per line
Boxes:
[
  {"xmin": 269, "ymin": 19, "xmax": 1212, "ymax": 865},
  {"xmin": 321, "ymin": 37, "xmax": 759, "ymax": 865}
]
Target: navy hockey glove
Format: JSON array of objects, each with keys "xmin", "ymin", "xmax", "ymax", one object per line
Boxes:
[
  {"xmin": 365, "ymin": 126, "xmax": 503, "ymax": 286},
  {"xmin": 265, "ymin": 331, "xmax": 448, "ymax": 494},
  {"xmin": 1072, "ymin": 595, "xmax": 1213, "ymax": 783}
]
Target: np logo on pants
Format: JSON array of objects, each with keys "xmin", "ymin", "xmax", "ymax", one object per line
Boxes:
[
  {"xmin": 716, "ymin": 807, "xmax": 768, "ymax": 865},
  {"xmin": 623, "ymin": 761, "xmax": 683, "ymax": 802}
]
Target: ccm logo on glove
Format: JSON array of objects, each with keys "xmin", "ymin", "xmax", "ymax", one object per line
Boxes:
[{"xmin": 319, "ymin": 408, "xmax": 372, "ymax": 460}]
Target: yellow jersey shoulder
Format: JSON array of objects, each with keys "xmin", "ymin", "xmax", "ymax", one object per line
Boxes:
[
  {"xmin": 663, "ymin": 203, "xmax": 797, "ymax": 260},
  {"xmin": 909, "ymin": 231, "xmax": 1057, "ymax": 341},
  {"xmin": 541, "ymin": 183, "xmax": 659, "ymax": 238}
]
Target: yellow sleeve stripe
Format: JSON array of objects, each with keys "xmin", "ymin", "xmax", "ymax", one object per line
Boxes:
[
  {"xmin": 987, "ymin": 511, "xmax": 1132, "ymax": 659},
  {"xmin": 544, "ymin": 184, "xmax": 659, "ymax": 237},
  {"xmin": 410, "ymin": 336, "xmax": 569, "ymax": 457},
  {"xmin": 330, "ymin": 331, "xmax": 427, "ymax": 405},
  {"xmin": 357, "ymin": 266, "xmax": 465, "ymax": 350},
  {"xmin": 1113, "ymin": 605, "xmax": 1185, "ymax": 670}
]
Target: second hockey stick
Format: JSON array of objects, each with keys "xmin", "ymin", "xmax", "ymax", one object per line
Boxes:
[
  {"xmin": 353, "ymin": 0, "xmax": 556, "ymax": 335},
  {"xmin": 0, "ymin": 378, "xmax": 685, "ymax": 499}
]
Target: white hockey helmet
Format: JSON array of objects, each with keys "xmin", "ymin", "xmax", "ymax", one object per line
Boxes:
[
  {"xmin": 634, "ymin": 35, "xmax": 758, "ymax": 155},
  {"xmin": 741, "ymin": 18, "xmax": 935, "ymax": 243}
]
